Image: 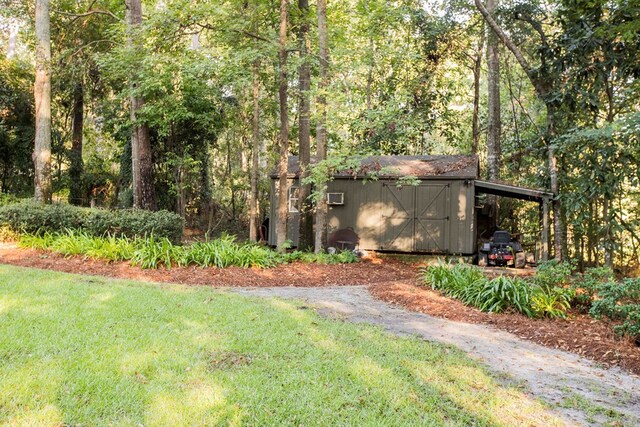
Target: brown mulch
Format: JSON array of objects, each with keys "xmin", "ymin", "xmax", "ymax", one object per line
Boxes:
[
  {"xmin": 1, "ymin": 243, "xmax": 638, "ymax": 376},
  {"xmin": 0, "ymin": 245, "xmax": 415, "ymax": 287},
  {"xmin": 369, "ymin": 280, "xmax": 640, "ymax": 376}
]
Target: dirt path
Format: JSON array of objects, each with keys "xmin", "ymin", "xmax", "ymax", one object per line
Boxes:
[{"xmin": 234, "ymin": 286, "xmax": 640, "ymax": 427}]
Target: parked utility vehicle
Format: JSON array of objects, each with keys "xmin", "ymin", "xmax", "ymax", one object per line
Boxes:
[{"xmin": 478, "ymin": 230, "xmax": 525, "ymax": 268}]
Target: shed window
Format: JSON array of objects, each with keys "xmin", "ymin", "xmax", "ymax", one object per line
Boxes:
[
  {"xmin": 327, "ymin": 192, "xmax": 344, "ymax": 205},
  {"xmin": 288, "ymin": 187, "xmax": 299, "ymax": 213}
]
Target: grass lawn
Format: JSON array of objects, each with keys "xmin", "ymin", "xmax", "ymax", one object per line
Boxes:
[{"xmin": 0, "ymin": 265, "xmax": 564, "ymax": 426}]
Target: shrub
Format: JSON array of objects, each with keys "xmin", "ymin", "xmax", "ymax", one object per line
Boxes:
[
  {"xmin": 284, "ymin": 250, "xmax": 359, "ymax": 265},
  {"xmin": 590, "ymin": 278, "xmax": 640, "ymax": 339},
  {"xmin": 570, "ymin": 267, "xmax": 615, "ymax": 312},
  {"xmin": 0, "ymin": 201, "xmax": 184, "ymax": 242},
  {"xmin": 0, "ymin": 194, "xmax": 19, "ymax": 206},
  {"xmin": 533, "ymin": 260, "xmax": 574, "ymax": 291}
]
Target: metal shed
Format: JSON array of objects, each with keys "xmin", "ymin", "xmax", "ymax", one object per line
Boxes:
[{"xmin": 269, "ymin": 155, "xmax": 479, "ymax": 254}]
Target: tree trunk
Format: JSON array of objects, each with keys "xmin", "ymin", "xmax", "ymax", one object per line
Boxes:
[
  {"xmin": 297, "ymin": 0, "xmax": 313, "ymax": 250},
  {"xmin": 69, "ymin": 82, "xmax": 84, "ymax": 205},
  {"xmin": 475, "ymin": 0, "xmax": 565, "ymax": 260},
  {"xmin": 275, "ymin": 0, "xmax": 290, "ymax": 251},
  {"xmin": 471, "ymin": 31, "xmax": 484, "ymax": 155},
  {"xmin": 314, "ymin": 0, "xmax": 329, "ymax": 253},
  {"xmin": 126, "ymin": 0, "xmax": 156, "ymax": 211},
  {"xmin": 545, "ymin": 104, "xmax": 564, "ymax": 260},
  {"xmin": 486, "ymin": 0, "xmax": 501, "ymax": 181},
  {"xmin": 34, "ymin": 0, "xmax": 52, "ymax": 204},
  {"xmin": 485, "ymin": 0, "xmax": 500, "ymax": 229},
  {"xmin": 7, "ymin": 23, "xmax": 18, "ymax": 59},
  {"xmin": 249, "ymin": 59, "xmax": 261, "ymax": 242}
]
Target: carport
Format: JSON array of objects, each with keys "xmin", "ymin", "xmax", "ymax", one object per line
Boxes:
[{"xmin": 474, "ymin": 180, "xmax": 554, "ymax": 261}]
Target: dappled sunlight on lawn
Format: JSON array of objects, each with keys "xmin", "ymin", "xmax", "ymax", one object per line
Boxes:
[{"xmin": 0, "ymin": 264, "xmax": 567, "ymax": 426}]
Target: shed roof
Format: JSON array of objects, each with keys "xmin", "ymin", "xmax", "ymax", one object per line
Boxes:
[{"xmin": 273, "ymin": 155, "xmax": 479, "ymax": 179}]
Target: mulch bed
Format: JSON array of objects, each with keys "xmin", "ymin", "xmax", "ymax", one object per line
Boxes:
[
  {"xmin": 0, "ymin": 245, "xmax": 415, "ymax": 287},
  {"xmin": 370, "ymin": 280, "xmax": 640, "ymax": 376},
  {"xmin": 1, "ymin": 244, "xmax": 638, "ymax": 376}
]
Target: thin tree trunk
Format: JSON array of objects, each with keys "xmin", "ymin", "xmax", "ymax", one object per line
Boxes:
[
  {"xmin": 69, "ymin": 82, "xmax": 84, "ymax": 205},
  {"xmin": 275, "ymin": 0, "xmax": 290, "ymax": 251},
  {"xmin": 546, "ymin": 105, "xmax": 564, "ymax": 260},
  {"xmin": 34, "ymin": 0, "xmax": 52, "ymax": 204},
  {"xmin": 471, "ymin": 31, "xmax": 484, "ymax": 155},
  {"xmin": 249, "ymin": 59, "xmax": 261, "ymax": 242},
  {"xmin": 485, "ymin": 0, "xmax": 500, "ymax": 229},
  {"xmin": 603, "ymin": 197, "xmax": 613, "ymax": 268},
  {"xmin": 7, "ymin": 23, "xmax": 18, "ymax": 59},
  {"xmin": 297, "ymin": 0, "xmax": 313, "ymax": 250},
  {"xmin": 314, "ymin": 0, "xmax": 328, "ymax": 253},
  {"xmin": 486, "ymin": 0, "xmax": 501, "ymax": 181},
  {"xmin": 126, "ymin": 0, "xmax": 156, "ymax": 210}
]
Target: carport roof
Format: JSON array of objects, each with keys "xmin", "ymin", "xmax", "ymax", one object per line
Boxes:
[
  {"xmin": 273, "ymin": 155, "xmax": 479, "ymax": 179},
  {"xmin": 475, "ymin": 180, "xmax": 554, "ymax": 202}
]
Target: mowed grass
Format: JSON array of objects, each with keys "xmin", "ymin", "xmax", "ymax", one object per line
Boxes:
[{"xmin": 0, "ymin": 265, "xmax": 564, "ymax": 426}]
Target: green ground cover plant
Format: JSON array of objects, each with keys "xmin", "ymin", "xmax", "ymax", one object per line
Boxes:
[
  {"xmin": 423, "ymin": 263, "xmax": 573, "ymax": 319},
  {"xmin": 16, "ymin": 230, "xmax": 358, "ymax": 269},
  {"xmin": 0, "ymin": 265, "xmax": 565, "ymax": 425}
]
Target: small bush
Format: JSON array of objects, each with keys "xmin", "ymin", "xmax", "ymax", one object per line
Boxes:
[
  {"xmin": 0, "ymin": 194, "xmax": 20, "ymax": 206},
  {"xmin": 533, "ymin": 260, "xmax": 574, "ymax": 291},
  {"xmin": 0, "ymin": 201, "xmax": 184, "ymax": 242},
  {"xmin": 475, "ymin": 276, "xmax": 535, "ymax": 316},
  {"xmin": 531, "ymin": 287, "xmax": 573, "ymax": 319},
  {"xmin": 570, "ymin": 267, "xmax": 615, "ymax": 311},
  {"xmin": 589, "ymin": 278, "xmax": 640, "ymax": 339},
  {"xmin": 285, "ymin": 250, "xmax": 359, "ymax": 265}
]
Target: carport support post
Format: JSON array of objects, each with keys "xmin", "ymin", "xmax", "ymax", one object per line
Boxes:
[{"xmin": 541, "ymin": 197, "xmax": 550, "ymax": 261}]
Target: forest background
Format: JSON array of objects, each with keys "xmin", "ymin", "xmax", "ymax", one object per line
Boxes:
[{"xmin": 1, "ymin": 0, "xmax": 639, "ymax": 271}]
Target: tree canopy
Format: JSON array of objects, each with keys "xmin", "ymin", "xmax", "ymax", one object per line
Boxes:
[{"xmin": 1, "ymin": 0, "xmax": 639, "ymax": 269}]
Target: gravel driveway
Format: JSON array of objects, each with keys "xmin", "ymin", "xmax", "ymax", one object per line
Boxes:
[{"xmin": 234, "ymin": 285, "xmax": 640, "ymax": 427}]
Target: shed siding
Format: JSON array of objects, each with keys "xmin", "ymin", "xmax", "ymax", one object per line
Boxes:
[{"xmin": 270, "ymin": 177, "xmax": 475, "ymax": 254}]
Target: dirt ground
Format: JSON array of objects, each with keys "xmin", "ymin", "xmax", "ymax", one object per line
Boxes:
[{"xmin": 1, "ymin": 243, "xmax": 638, "ymax": 378}]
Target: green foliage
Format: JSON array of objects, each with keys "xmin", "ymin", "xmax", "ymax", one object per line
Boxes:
[
  {"xmin": 532, "ymin": 260, "xmax": 574, "ymax": 291},
  {"xmin": 19, "ymin": 230, "xmax": 136, "ymax": 261},
  {"xmin": 284, "ymin": 250, "xmax": 359, "ymax": 265},
  {"xmin": 531, "ymin": 287, "xmax": 574, "ymax": 319},
  {"xmin": 589, "ymin": 278, "xmax": 640, "ymax": 339},
  {"xmin": 475, "ymin": 276, "xmax": 535, "ymax": 317},
  {"xmin": 570, "ymin": 267, "xmax": 615, "ymax": 311},
  {"xmin": 0, "ymin": 194, "xmax": 19, "ymax": 206},
  {"xmin": 17, "ymin": 230, "xmax": 358, "ymax": 270},
  {"xmin": 423, "ymin": 263, "xmax": 571, "ymax": 319},
  {"xmin": 0, "ymin": 58, "xmax": 34, "ymax": 195},
  {"xmin": 0, "ymin": 202, "xmax": 184, "ymax": 242}
]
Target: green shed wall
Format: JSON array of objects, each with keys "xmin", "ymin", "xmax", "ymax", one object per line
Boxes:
[{"xmin": 269, "ymin": 177, "xmax": 476, "ymax": 254}]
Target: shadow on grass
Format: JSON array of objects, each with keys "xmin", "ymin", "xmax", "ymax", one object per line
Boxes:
[{"xmin": 0, "ymin": 265, "xmax": 564, "ymax": 426}]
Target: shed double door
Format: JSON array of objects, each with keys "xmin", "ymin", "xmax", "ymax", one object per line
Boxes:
[{"xmin": 381, "ymin": 182, "xmax": 450, "ymax": 252}]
